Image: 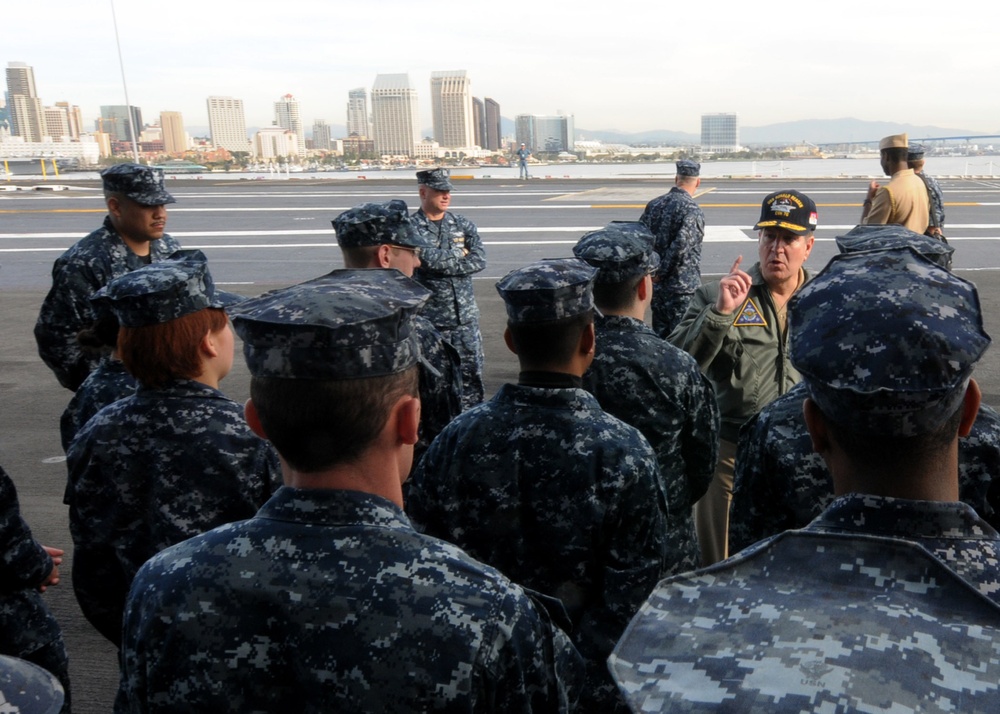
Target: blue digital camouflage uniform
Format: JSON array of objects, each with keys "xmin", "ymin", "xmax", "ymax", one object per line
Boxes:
[
  {"xmin": 412, "ymin": 206, "xmax": 487, "ymax": 410},
  {"xmin": 58, "ymin": 357, "xmax": 135, "ymax": 453},
  {"xmin": 730, "ymin": 381, "xmax": 1000, "ymax": 553},
  {"xmin": 65, "ymin": 253, "xmax": 277, "ymax": 646},
  {"xmin": 118, "ymin": 267, "xmax": 584, "ymax": 712},
  {"xmin": 119, "ymin": 488, "xmax": 583, "ymax": 713},
  {"xmin": 408, "ymin": 258, "xmax": 671, "ymax": 712},
  {"xmin": 610, "ymin": 528, "xmax": 1000, "ymax": 712},
  {"xmin": 574, "ymin": 222, "xmax": 720, "ymax": 572},
  {"xmin": 331, "ymin": 200, "xmax": 463, "ymax": 456},
  {"xmin": 920, "ymin": 171, "xmax": 946, "ymax": 231},
  {"xmin": 66, "ymin": 379, "xmax": 282, "ymax": 645},
  {"xmin": 0, "ymin": 655, "xmax": 65, "ymax": 713},
  {"xmin": 34, "ymin": 164, "xmax": 180, "ymax": 392},
  {"xmin": 0, "ymin": 466, "xmax": 70, "ymax": 712},
  {"xmin": 587, "ymin": 313, "xmax": 719, "ymax": 571},
  {"xmin": 34, "ymin": 217, "xmax": 181, "ymax": 391},
  {"xmin": 612, "ymin": 247, "xmax": 1000, "ymax": 711},
  {"xmin": 639, "ymin": 165, "xmax": 705, "ymax": 338},
  {"xmin": 408, "ymin": 385, "xmax": 669, "ymax": 712}
]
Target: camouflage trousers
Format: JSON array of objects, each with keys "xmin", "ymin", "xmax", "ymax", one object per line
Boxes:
[
  {"xmin": 439, "ymin": 322, "xmax": 485, "ymax": 411},
  {"xmin": 652, "ymin": 291, "xmax": 693, "ymax": 340}
]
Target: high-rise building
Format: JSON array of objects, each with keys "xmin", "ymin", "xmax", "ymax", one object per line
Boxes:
[
  {"xmin": 701, "ymin": 113, "xmax": 739, "ymax": 153},
  {"xmin": 274, "ymin": 94, "xmax": 304, "ymax": 155},
  {"xmin": 5, "ymin": 62, "xmax": 46, "ymax": 142},
  {"xmin": 430, "ymin": 70, "xmax": 474, "ymax": 149},
  {"xmin": 346, "ymin": 88, "xmax": 370, "ymax": 138},
  {"xmin": 160, "ymin": 111, "xmax": 187, "ymax": 154},
  {"xmin": 371, "ymin": 74, "xmax": 419, "ymax": 157},
  {"xmin": 471, "ymin": 97, "xmax": 485, "ymax": 149},
  {"xmin": 43, "ymin": 106, "xmax": 70, "ymax": 139},
  {"xmin": 484, "ymin": 98, "xmax": 501, "ymax": 151},
  {"xmin": 312, "ymin": 119, "xmax": 332, "ymax": 151},
  {"xmin": 516, "ymin": 114, "xmax": 574, "ymax": 153},
  {"xmin": 55, "ymin": 102, "xmax": 83, "ymax": 139},
  {"xmin": 207, "ymin": 96, "xmax": 249, "ymax": 153},
  {"xmin": 99, "ymin": 105, "xmax": 143, "ymax": 143}
]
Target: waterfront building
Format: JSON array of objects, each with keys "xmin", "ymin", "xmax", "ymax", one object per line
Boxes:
[
  {"xmin": 254, "ymin": 125, "xmax": 298, "ymax": 160},
  {"xmin": 6, "ymin": 62, "xmax": 46, "ymax": 143},
  {"xmin": 0, "ymin": 135, "xmax": 100, "ymax": 164},
  {"xmin": 99, "ymin": 105, "xmax": 143, "ymax": 144},
  {"xmin": 371, "ymin": 74, "xmax": 419, "ymax": 157},
  {"xmin": 343, "ymin": 135, "xmax": 375, "ymax": 159},
  {"xmin": 346, "ymin": 88, "xmax": 370, "ymax": 138},
  {"xmin": 207, "ymin": 96, "xmax": 249, "ymax": 154},
  {"xmin": 484, "ymin": 98, "xmax": 501, "ymax": 151},
  {"xmin": 274, "ymin": 94, "xmax": 305, "ymax": 155},
  {"xmin": 312, "ymin": 119, "xmax": 333, "ymax": 151},
  {"xmin": 516, "ymin": 114, "xmax": 574, "ymax": 153},
  {"xmin": 160, "ymin": 111, "xmax": 187, "ymax": 154},
  {"xmin": 430, "ymin": 70, "xmax": 475, "ymax": 149},
  {"xmin": 701, "ymin": 112, "xmax": 740, "ymax": 153}
]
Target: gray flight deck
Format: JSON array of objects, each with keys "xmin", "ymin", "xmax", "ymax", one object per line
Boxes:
[{"xmin": 4, "ymin": 176, "xmax": 1000, "ymax": 711}]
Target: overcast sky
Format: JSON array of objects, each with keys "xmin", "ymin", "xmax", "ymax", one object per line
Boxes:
[{"xmin": 6, "ymin": 1, "xmax": 998, "ymax": 136}]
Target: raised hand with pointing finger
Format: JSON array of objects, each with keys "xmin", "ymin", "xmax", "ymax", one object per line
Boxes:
[{"xmin": 715, "ymin": 256, "xmax": 753, "ymax": 315}]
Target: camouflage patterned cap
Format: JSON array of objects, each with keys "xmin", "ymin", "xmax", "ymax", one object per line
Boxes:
[
  {"xmin": 754, "ymin": 189, "xmax": 818, "ymax": 236},
  {"xmin": 573, "ymin": 221, "xmax": 661, "ymax": 284},
  {"xmin": 100, "ymin": 163, "xmax": 176, "ymax": 206},
  {"xmin": 676, "ymin": 160, "xmax": 700, "ymax": 177},
  {"xmin": 0, "ymin": 654, "xmax": 65, "ymax": 714},
  {"xmin": 416, "ymin": 168, "xmax": 453, "ymax": 191},
  {"xmin": 907, "ymin": 144, "xmax": 926, "ymax": 161},
  {"xmin": 836, "ymin": 224, "xmax": 954, "ymax": 268},
  {"xmin": 332, "ymin": 199, "xmax": 431, "ymax": 249},
  {"xmin": 790, "ymin": 248, "xmax": 990, "ymax": 437},
  {"xmin": 496, "ymin": 258, "xmax": 598, "ymax": 324},
  {"xmin": 95, "ymin": 249, "xmax": 243, "ymax": 328},
  {"xmin": 230, "ymin": 269, "xmax": 430, "ymax": 380}
]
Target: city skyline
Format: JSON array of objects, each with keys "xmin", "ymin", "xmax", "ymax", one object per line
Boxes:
[{"xmin": 4, "ymin": 1, "xmax": 998, "ymax": 137}]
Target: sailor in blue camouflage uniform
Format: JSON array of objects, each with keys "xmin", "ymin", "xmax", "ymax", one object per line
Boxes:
[
  {"xmin": 66, "ymin": 252, "xmax": 281, "ymax": 647},
  {"xmin": 729, "ymin": 225, "xmax": 1000, "ymax": 553},
  {"xmin": 0, "ymin": 465, "xmax": 70, "ymax": 713},
  {"xmin": 611, "ymin": 247, "xmax": 1000, "ymax": 712},
  {"xmin": 407, "ymin": 258, "xmax": 671, "ymax": 712},
  {"xmin": 574, "ymin": 222, "xmax": 720, "ymax": 571},
  {"xmin": 412, "ymin": 168, "xmax": 487, "ymax": 409},
  {"xmin": 35, "ymin": 163, "xmax": 181, "ymax": 391},
  {"xmin": 332, "ymin": 200, "xmax": 463, "ymax": 463},
  {"xmin": 117, "ymin": 268, "xmax": 584, "ymax": 713},
  {"xmin": 639, "ymin": 159, "xmax": 705, "ymax": 338},
  {"xmin": 58, "ymin": 300, "xmax": 135, "ymax": 453},
  {"xmin": 908, "ymin": 144, "xmax": 948, "ymax": 241}
]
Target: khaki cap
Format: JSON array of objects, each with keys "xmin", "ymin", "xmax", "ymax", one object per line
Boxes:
[{"xmin": 879, "ymin": 133, "xmax": 908, "ymax": 150}]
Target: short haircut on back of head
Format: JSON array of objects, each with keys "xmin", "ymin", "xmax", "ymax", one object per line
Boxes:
[
  {"xmin": 825, "ymin": 400, "xmax": 965, "ymax": 474},
  {"xmin": 593, "ymin": 275, "xmax": 644, "ymax": 312},
  {"xmin": 340, "ymin": 245, "xmax": 380, "ymax": 269},
  {"xmin": 508, "ymin": 311, "xmax": 594, "ymax": 369},
  {"xmin": 118, "ymin": 307, "xmax": 227, "ymax": 388},
  {"xmin": 250, "ymin": 366, "xmax": 419, "ymax": 473}
]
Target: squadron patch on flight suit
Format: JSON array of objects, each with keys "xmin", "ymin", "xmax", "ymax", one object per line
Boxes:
[{"xmin": 733, "ymin": 298, "xmax": 767, "ymax": 327}]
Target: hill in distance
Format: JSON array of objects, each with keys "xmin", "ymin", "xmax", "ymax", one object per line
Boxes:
[{"xmin": 577, "ymin": 118, "xmax": 994, "ymax": 147}]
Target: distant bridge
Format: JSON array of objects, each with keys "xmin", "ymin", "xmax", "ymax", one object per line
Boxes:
[{"xmin": 816, "ymin": 135, "xmax": 1000, "ymax": 147}]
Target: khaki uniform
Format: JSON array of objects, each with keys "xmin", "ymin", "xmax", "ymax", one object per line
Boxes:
[{"xmin": 863, "ymin": 168, "xmax": 929, "ymax": 234}]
